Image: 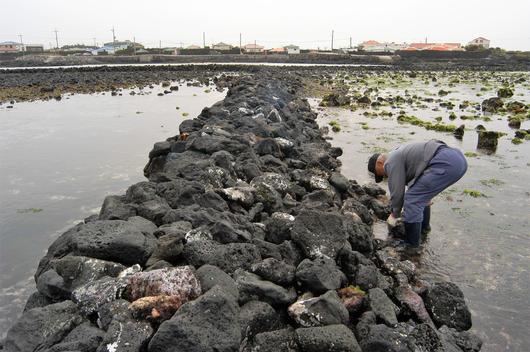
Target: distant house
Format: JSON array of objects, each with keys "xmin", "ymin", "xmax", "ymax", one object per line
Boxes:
[
  {"xmin": 402, "ymin": 42, "xmax": 463, "ymax": 51},
  {"xmin": 212, "ymin": 42, "xmax": 232, "ymax": 51},
  {"xmin": 24, "ymin": 44, "xmax": 44, "ymax": 53},
  {"xmin": 244, "ymin": 43, "xmax": 264, "ymax": 53},
  {"xmin": 269, "ymin": 47, "xmax": 287, "ymax": 54},
  {"xmin": 186, "ymin": 44, "xmax": 202, "ymax": 50},
  {"xmin": 284, "ymin": 45, "xmax": 300, "ymax": 54},
  {"xmin": 468, "ymin": 37, "xmax": 490, "ymax": 49},
  {"xmin": 0, "ymin": 41, "xmax": 24, "ymax": 53},
  {"xmin": 359, "ymin": 40, "xmax": 407, "ymax": 53},
  {"xmin": 91, "ymin": 40, "xmax": 136, "ymax": 55}
]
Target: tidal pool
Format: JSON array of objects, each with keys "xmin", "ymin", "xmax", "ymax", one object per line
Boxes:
[
  {"xmin": 313, "ymin": 71, "xmax": 530, "ymax": 352},
  {"xmin": 0, "ymin": 83, "xmax": 225, "ymax": 337}
]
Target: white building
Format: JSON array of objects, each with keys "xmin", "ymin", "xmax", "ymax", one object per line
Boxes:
[
  {"xmin": 359, "ymin": 40, "xmax": 407, "ymax": 53},
  {"xmin": 468, "ymin": 37, "xmax": 490, "ymax": 49},
  {"xmin": 284, "ymin": 45, "xmax": 300, "ymax": 54},
  {"xmin": 244, "ymin": 43, "xmax": 264, "ymax": 53},
  {"xmin": 212, "ymin": 42, "xmax": 232, "ymax": 51}
]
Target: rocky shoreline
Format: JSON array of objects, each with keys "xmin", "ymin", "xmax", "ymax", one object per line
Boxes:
[{"xmin": 2, "ymin": 71, "xmax": 482, "ymax": 352}]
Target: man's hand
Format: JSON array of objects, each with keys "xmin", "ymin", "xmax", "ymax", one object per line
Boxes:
[{"xmin": 387, "ymin": 213, "xmax": 400, "ymax": 228}]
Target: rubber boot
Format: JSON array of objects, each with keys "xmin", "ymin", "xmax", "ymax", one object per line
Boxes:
[
  {"xmin": 404, "ymin": 222, "xmax": 422, "ymax": 247},
  {"xmin": 422, "ymin": 205, "xmax": 431, "ymax": 235}
]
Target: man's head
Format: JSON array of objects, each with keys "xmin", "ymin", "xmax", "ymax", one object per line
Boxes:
[{"xmin": 367, "ymin": 153, "xmax": 387, "ymax": 183}]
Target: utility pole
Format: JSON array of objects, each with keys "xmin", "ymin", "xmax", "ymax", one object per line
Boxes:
[
  {"xmin": 331, "ymin": 30, "xmax": 334, "ymax": 51},
  {"xmin": 349, "ymin": 37, "xmax": 352, "ymax": 49},
  {"xmin": 18, "ymin": 34, "xmax": 24, "ymax": 55},
  {"xmin": 53, "ymin": 29, "xmax": 59, "ymax": 49},
  {"xmin": 110, "ymin": 27, "xmax": 116, "ymax": 54},
  {"xmin": 133, "ymin": 36, "xmax": 136, "ymax": 55},
  {"xmin": 239, "ymin": 33, "xmax": 242, "ymax": 54},
  {"xmin": 203, "ymin": 32, "xmax": 206, "ymax": 48},
  {"xmin": 92, "ymin": 37, "xmax": 97, "ymax": 48},
  {"xmin": 159, "ymin": 40, "xmax": 162, "ymax": 54}
]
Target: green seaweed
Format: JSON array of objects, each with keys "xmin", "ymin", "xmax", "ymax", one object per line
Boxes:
[
  {"xmin": 17, "ymin": 208, "xmax": 43, "ymax": 214},
  {"xmin": 464, "ymin": 152, "xmax": 479, "ymax": 157},
  {"xmin": 328, "ymin": 120, "xmax": 341, "ymax": 132},
  {"xmin": 462, "ymin": 189, "xmax": 486, "ymax": 198}
]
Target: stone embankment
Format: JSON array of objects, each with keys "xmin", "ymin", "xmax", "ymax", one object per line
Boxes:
[{"xmin": 2, "ymin": 72, "xmax": 482, "ymax": 352}]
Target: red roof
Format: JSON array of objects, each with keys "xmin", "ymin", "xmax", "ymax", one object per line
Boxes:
[{"xmin": 362, "ymin": 40, "xmax": 380, "ymax": 46}]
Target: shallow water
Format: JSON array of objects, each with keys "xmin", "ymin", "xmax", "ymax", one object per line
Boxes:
[
  {"xmin": 0, "ymin": 83, "xmax": 225, "ymax": 337},
  {"xmin": 314, "ymin": 72, "xmax": 530, "ymax": 351}
]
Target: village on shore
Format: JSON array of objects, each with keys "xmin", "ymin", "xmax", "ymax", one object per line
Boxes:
[{"xmin": 0, "ymin": 36, "xmax": 492, "ymax": 57}]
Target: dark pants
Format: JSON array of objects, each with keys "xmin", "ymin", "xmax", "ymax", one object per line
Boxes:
[{"xmin": 402, "ymin": 147, "xmax": 467, "ymax": 223}]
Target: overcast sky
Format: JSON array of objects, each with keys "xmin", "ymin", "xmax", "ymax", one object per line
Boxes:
[{"xmin": 2, "ymin": 0, "xmax": 530, "ymax": 50}]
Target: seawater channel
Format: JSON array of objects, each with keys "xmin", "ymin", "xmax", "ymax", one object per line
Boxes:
[{"xmin": 0, "ymin": 82, "xmax": 226, "ymax": 338}]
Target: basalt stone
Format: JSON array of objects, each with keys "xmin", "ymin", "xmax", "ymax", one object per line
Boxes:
[
  {"xmin": 219, "ymin": 186, "xmax": 255, "ymax": 208},
  {"xmin": 354, "ymin": 264, "xmax": 379, "ymax": 291},
  {"xmin": 291, "ymin": 210, "xmax": 349, "ymax": 260},
  {"xmin": 254, "ymin": 138, "xmax": 283, "ymax": 158},
  {"xmin": 126, "ymin": 266, "xmax": 200, "ymax": 302},
  {"xmin": 210, "ymin": 220, "xmax": 251, "ymax": 244},
  {"xmin": 288, "ymin": 291, "xmax": 349, "ymax": 327},
  {"xmin": 425, "ymin": 282, "xmax": 472, "ymax": 331},
  {"xmin": 37, "ymin": 220, "xmax": 157, "ymax": 273},
  {"xmin": 49, "ymin": 256, "xmax": 127, "ymax": 294},
  {"xmin": 94, "ymin": 299, "xmax": 131, "ymax": 331},
  {"xmin": 23, "ymin": 291, "xmax": 53, "ymax": 312},
  {"xmin": 278, "ymin": 240, "xmax": 305, "ymax": 267},
  {"xmin": 36, "ymin": 269, "xmax": 70, "ymax": 300},
  {"xmin": 125, "ymin": 181, "xmax": 158, "ymax": 204},
  {"xmin": 295, "ymin": 324, "xmax": 362, "ymax": 352},
  {"xmin": 156, "ymin": 179, "xmax": 205, "ymax": 209},
  {"xmin": 197, "ymin": 191, "xmax": 230, "ymax": 212},
  {"xmin": 146, "ymin": 233, "xmax": 185, "ymax": 266},
  {"xmin": 251, "ymin": 257, "xmax": 296, "ymax": 286},
  {"xmin": 362, "ymin": 183, "xmax": 386, "ymax": 197},
  {"xmin": 149, "ymin": 141, "xmax": 172, "ymax": 159},
  {"xmin": 47, "ymin": 321, "xmax": 104, "ymax": 352},
  {"xmin": 196, "ymin": 264, "xmax": 239, "ymax": 299},
  {"xmin": 477, "ymin": 130, "xmax": 501, "ymax": 151},
  {"xmin": 394, "ymin": 286, "xmax": 434, "ymax": 326},
  {"xmin": 454, "ymin": 124, "xmax": 465, "ymax": 139},
  {"xmin": 137, "ymin": 199, "xmax": 172, "ymax": 225},
  {"xmin": 213, "ymin": 243, "xmax": 262, "ymax": 273},
  {"xmin": 368, "ymin": 288, "xmax": 398, "ymax": 327},
  {"xmin": 96, "ymin": 318, "xmax": 153, "ymax": 352},
  {"xmin": 239, "ymin": 300, "xmax": 283, "ymax": 339},
  {"xmin": 148, "ymin": 285, "xmax": 240, "ymax": 352},
  {"xmin": 235, "ymin": 269, "xmax": 297, "ymax": 306},
  {"xmin": 154, "ymin": 221, "xmax": 192, "ymax": 238},
  {"xmin": 360, "ymin": 323, "xmax": 414, "ymax": 352},
  {"xmin": 99, "ymin": 195, "xmax": 136, "ymax": 220},
  {"xmin": 248, "ymin": 328, "xmax": 299, "ymax": 352},
  {"xmin": 265, "ymin": 212, "xmax": 295, "ymax": 244},
  {"xmin": 4, "ymin": 300, "xmax": 84, "ymax": 352},
  {"xmin": 186, "ymin": 133, "xmax": 247, "ymax": 155},
  {"xmin": 72, "ymin": 274, "xmax": 131, "ymax": 316},
  {"xmin": 182, "ymin": 239, "xmax": 221, "ymax": 268},
  {"xmin": 345, "ymin": 219, "xmax": 374, "ymax": 254},
  {"xmin": 295, "ymin": 258, "xmax": 346, "ymax": 294},
  {"xmin": 329, "ymin": 172, "xmax": 349, "ymax": 192},
  {"xmin": 355, "ymin": 310, "xmax": 377, "ymax": 342},
  {"xmin": 341, "ymin": 198, "xmax": 373, "ymax": 225},
  {"xmin": 438, "ymin": 325, "xmax": 483, "ymax": 352}
]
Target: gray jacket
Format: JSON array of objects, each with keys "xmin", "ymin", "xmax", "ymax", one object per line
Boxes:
[{"xmin": 384, "ymin": 140, "xmax": 446, "ymax": 217}]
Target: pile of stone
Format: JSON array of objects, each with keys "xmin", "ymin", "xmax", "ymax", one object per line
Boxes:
[{"xmin": 3, "ymin": 72, "xmax": 482, "ymax": 352}]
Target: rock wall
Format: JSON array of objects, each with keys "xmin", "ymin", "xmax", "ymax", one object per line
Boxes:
[{"xmin": 2, "ymin": 72, "xmax": 482, "ymax": 352}]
